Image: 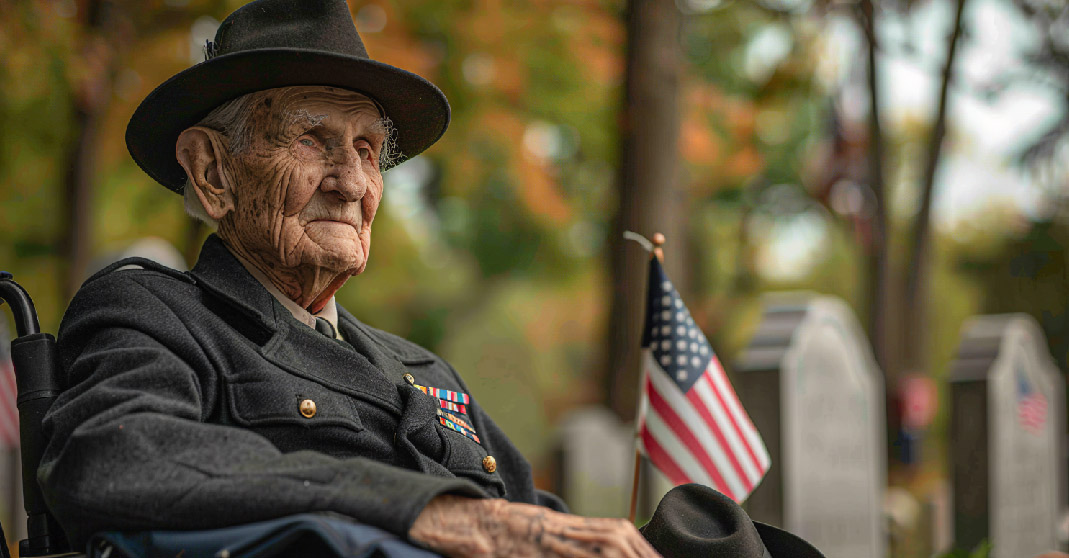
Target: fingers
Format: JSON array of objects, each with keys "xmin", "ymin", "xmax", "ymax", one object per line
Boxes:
[
  {"xmin": 546, "ymin": 516, "xmax": 661, "ymax": 558},
  {"xmin": 484, "ymin": 501, "xmax": 661, "ymax": 558}
]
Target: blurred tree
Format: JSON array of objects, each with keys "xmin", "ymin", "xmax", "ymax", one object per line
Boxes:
[
  {"xmin": 1005, "ymin": 0, "xmax": 1069, "ymax": 177},
  {"xmin": 903, "ymin": 0, "xmax": 968, "ymax": 374},
  {"xmin": 605, "ymin": 0, "xmax": 686, "ymax": 421}
]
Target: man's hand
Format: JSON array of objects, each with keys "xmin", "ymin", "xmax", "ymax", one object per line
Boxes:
[{"xmin": 409, "ymin": 495, "xmax": 661, "ymax": 558}]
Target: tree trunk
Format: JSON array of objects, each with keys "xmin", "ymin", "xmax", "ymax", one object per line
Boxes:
[
  {"xmin": 62, "ymin": 0, "xmax": 112, "ymax": 299},
  {"xmin": 859, "ymin": 0, "xmax": 890, "ymax": 378},
  {"xmin": 605, "ymin": 0, "xmax": 685, "ymax": 421},
  {"xmin": 903, "ymin": 0, "xmax": 968, "ymax": 372}
]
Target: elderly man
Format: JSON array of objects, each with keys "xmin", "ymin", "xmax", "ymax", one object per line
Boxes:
[{"xmin": 40, "ymin": 1, "xmax": 822, "ymax": 557}]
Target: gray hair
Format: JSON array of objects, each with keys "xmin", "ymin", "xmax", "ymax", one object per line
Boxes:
[{"xmin": 182, "ymin": 87, "xmax": 399, "ymax": 228}]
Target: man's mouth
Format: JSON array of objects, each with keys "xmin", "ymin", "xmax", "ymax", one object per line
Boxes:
[{"xmin": 309, "ymin": 217, "xmax": 361, "ymax": 229}]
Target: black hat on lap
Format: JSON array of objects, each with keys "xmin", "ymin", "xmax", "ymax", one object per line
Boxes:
[
  {"xmin": 126, "ymin": 0, "xmax": 449, "ymax": 192},
  {"xmin": 640, "ymin": 484, "xmax": 824, "ymax": 558}
]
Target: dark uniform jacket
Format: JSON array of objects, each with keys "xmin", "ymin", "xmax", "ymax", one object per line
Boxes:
[{"xmin": 39, "ymin": 235, "xmax": 565, "ymax": 548}]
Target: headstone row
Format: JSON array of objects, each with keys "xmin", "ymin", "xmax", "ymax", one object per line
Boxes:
[
  {"xmin": 949, "ymin": 314, "xmax": 1064, "ymax": 558},
  {"xmin": 553, "ymin": 298, "xmax": 1065, "ymax": 558},
  {"xmin": 735, "ymin": 295, "xmax": 886, "ymax": 558}
]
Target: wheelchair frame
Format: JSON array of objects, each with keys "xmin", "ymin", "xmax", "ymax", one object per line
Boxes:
[{"xmin": 0, "ymin": 272, "xmax": 72, "ymax": 556}]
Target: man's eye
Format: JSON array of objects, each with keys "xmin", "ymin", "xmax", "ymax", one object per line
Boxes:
[
  {"xmin": 298, "ymin": 138, "xmax": 316, "ymax": 147},
  {"xmin": 357, "ymin": 146, "xmax": 372, "ymax": 160}
]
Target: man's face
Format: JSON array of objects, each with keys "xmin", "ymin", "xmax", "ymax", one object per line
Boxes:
[{"xmin": 220, "ymin": 86, "xmax": 386, "ymax": 278}]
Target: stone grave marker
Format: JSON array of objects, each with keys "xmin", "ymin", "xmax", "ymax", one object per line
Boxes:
[
  {"xmin": 949, "ymin": 314, "xmax": 1064, "ymax": 558},
  {"xmin": 735, "ymin": 295, "xmax": 885, "ymax": 558},
  {"xmin": 555, "ymin": 407, "xmax": 635, "ymax": 518}
]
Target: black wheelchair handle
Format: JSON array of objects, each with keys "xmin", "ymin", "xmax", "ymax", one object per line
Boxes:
[{"xmin": 0, "ymin": 271, "xmax": 42, "ymax": 337}]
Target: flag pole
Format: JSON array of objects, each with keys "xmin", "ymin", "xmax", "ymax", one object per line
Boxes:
[{"xmin": 628, "ymin": 232, "xmax": 665, "ymax": 524}]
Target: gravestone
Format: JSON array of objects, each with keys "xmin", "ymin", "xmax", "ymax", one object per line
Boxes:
[
  {"xmin": 949, "ymin": 314, "xmax": 1064, "ymax": 558},
  {"xmin": 555, "ymin": 407, "xmax": 635, "ymax": 518},
  {"xmin": 735, "ymin": 295, "xmax": 885, "ymax": 558}
]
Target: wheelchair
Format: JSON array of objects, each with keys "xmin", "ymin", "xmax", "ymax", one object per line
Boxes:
[
  {"xmin": 0, "ymin": 271, "xmax": 70, "ymax": 557},
  {"xmin": 0, "ymin": 272, "xmax": 439, "ymax": 558}
]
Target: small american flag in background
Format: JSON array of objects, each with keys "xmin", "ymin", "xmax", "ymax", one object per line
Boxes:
[
  {"xmin": 636, "ymin": 257, "xmax": 769, "ymax": 503},
  {"xmin": 1017, "ymin": 366, "xmax": 1048, "ymax": 434},
  {"xmin": 0, "ymin": 331, "xmax": 18, "ymax": 448}
]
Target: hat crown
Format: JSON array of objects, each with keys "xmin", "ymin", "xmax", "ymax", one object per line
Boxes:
[{"xmin": 214, "ymin": 0, "xmax": 368, "ymax": 60}]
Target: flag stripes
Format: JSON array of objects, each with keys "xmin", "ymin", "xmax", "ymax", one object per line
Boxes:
[
  {"xmin": 692, "ymin": 359, "xmax": 769, "ymax": 470},
  {"xmin": 0, "ymin": 363, "xmax": 18, "ymax": 448},
  {"xmin": 1019, "ymin": 393, "xmax": 1047, "ymax": 433},
  {"xmin": 644, "ymin": 373, "xmax": 738, "ymax": 498},
  {"xmin": 642, "ymin": 350, "xmax": 767, "ymax": 499},
  {"xmin": 635, "ymin": 256, "xmax": 768, "ymax": 503},
  {"xmin": 639, "ymin": 427, "xmax": 690, "ymax": 487},
  {"xmin": 689, "ymin": 379, "xmax": 761, "ymax": 485}
]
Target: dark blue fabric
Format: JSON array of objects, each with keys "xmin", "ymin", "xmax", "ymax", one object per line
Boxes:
[{"xmin": 87, "ymin": 513, "xmax": 441, "ymax": 558}]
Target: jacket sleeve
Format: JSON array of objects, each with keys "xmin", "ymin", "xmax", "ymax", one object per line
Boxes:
[{"xmin": 38, "ymin": 270, "xmax": 486, "ymax": 548}]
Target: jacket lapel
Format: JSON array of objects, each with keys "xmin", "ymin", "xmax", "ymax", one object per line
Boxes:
[
  {"xmin": 189, "ymin": 235, "xmax": 403, "ymax": 412},
  {"xmin": 336, "ymin": 307, "xmax": 412, "ymax": 385}
]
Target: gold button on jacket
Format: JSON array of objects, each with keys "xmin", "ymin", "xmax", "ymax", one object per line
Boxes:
[
  {"xmin": 482, "ymin": 455, "xmax": 497, "ymax": 473},
  {"xmin": 299, "ymin": 399, "xmax": 317, "ymax": 418}
]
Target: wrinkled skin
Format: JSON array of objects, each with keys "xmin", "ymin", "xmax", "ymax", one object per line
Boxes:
[
  {"xmin": 177, "ymin": 86, "xmax": 660, "ymax": 558},
  {"xmin": 177, "ymin": 86, "xmax": 386, "ymax": 312},
  {"xmin": 410, "ymin": 497, "xmax": 661, "ymax": 558}
]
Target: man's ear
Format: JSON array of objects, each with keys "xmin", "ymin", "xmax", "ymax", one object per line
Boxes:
[{"xmin": 176, "ymin": 127, "xmax": 234, "ymax": 221}]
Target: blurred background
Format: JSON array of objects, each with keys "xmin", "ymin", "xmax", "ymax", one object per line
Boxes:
[{"xmin": 1, "ymin": 0, "xmax": 1067, "ymax": 556}]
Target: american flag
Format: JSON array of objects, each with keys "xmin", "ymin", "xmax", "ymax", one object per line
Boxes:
[
  {"xmin": 636, "ymin": 257, "xmax": 769, "ymax": 503},
  {"xmin": 1017, "ymin": 366, "xmax": 1048, "ymax": 434},
  {"xmin": 0, "ymin": 327, "xmax": 18, "ymax": 448}
]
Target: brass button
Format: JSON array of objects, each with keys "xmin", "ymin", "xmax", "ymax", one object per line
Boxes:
[
  {"xmin": 403, "ymin": 373, "xmax": 415, "ymax": 385},
  {"xmin": 482, "ymin": 455, "xmax": 497, "ymax": 473},
  {"xmin": 299, "ymin": 399, "xmax": 317, "ymax": 418}
]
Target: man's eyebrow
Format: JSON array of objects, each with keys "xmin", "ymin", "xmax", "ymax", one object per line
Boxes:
[
  {"xmin": 366, "ymin": 118, "xmax": 387, "ymax": 138},
  {"xmin": 284, "ymin": 109, "xmax": 327, "ymax": 131}
]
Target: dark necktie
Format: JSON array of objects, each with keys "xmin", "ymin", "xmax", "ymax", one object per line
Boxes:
[{"xmin": 314, "ymin": 317, "xmax": 336, "ymax": 339}]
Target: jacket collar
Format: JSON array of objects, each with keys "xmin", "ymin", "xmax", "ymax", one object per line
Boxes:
[
  {"xmin": 190, "ymin": 234, "xmax": 284, "ymax": 329},
  {"xmin": 189, "ymin": 234, "xmax": 406, "ymax": 412}
]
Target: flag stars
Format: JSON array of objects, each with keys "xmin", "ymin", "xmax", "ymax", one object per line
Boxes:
[{"xmin": 647, "ymin": 272, "xmax": 720, "ymax": 391}]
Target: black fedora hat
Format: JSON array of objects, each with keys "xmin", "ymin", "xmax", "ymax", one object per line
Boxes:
[
  {"xmin": 126, "ymin": 0, "xmax": 449, "ymax": 192},
  {"xmin": 640, "ymin": 484, "xmax": 825, "ymax": 558}
]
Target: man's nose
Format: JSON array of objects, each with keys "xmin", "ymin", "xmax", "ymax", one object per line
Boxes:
[{"xmin": 322, "ymin": 146, "xmax": 368, "ymax": 201}]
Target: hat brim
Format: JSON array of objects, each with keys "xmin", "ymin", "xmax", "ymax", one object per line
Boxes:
[
  {"xmin": 126, "ymin": 48, "xmax": 450, "ymax": 192},
  {"xmin": 754, "ymin": 522, "xmax": 826, "ymax": 558}
]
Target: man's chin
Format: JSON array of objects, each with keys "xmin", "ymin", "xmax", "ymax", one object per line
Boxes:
[{"xmin": 305, "ymin": 244, "xmax": 364, "ymax": 274}]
